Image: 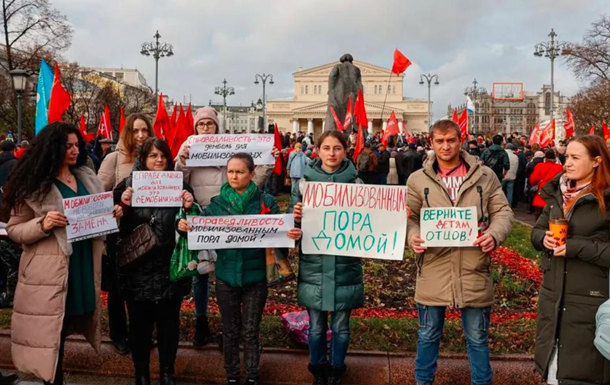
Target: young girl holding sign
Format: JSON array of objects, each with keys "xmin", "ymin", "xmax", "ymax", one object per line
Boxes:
[
  {"xmin": 291, "ymin": 131, "xmax": 364, "ymax": 385},
  {"xmin": 178, "ymin": 153, "xmax": 301, "ymax": 385}
]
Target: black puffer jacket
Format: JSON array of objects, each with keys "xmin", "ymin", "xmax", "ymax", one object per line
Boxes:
[{"xmin": 114, "ymin": 176, "xmax": 192, "ymax": 302}]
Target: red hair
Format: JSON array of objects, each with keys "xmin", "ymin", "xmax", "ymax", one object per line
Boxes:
[{"xmin": 569, "ymin": 135, "xmax": 610, "ymax": 213}]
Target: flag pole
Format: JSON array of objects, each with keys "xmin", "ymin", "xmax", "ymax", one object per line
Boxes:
[{"xmin": 379, "ymin": 72, "xmax": 393, "ymax": 131}]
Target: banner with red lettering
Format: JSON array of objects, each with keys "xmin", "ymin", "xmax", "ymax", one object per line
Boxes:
[
  {"xmin": 420, "ymin": 207, "xmax": 478, "ymax": 247},
  {"xmin": 300, "ymin": 182, "xmax": 407, "ymax": 260},
  {"xmin": 63, "ymin": 192, "xmax": 118, "ymax": 243},
  {"xmin": 186, "ymin": 134, "xmax": 275, "ymax": 167},
  {"xmin": 186, "ymin": 214, "xmax": 295, "ymax": 250},
  {"xmin": 132, "ymin": 171, "xmax": 184, "ymax": 207}
]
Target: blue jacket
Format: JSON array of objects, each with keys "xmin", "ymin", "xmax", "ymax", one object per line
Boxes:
[{"xmin": 287, "ymin": 151, "xmax": 309, "ymax": 178}]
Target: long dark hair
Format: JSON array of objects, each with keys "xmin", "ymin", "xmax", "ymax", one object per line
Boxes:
[
  {"xmin": 2, "ymin": 122, "xmax": 87, "ymax": 218},
  {"xmin": 138, "ymin": 138, "xmax": 174, "ymax": 171},
  {"xmin": 121, "ymin": 113, "xmax": 155, "ymax": 161}
]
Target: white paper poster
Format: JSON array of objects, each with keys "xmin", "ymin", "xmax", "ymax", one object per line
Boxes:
[
  {"xmin": 420, "ymin": 207, "xmax": 478, "ymax": 247},
  {"xmin": 132, "ymin": 171, "xmax": 183, "ymax": 207},
  {"xmin": 301, "ymin": 182, "xmax": 408, "ymax": 260},
  {"xmin": 185, "ymin": 134, "xmax": 275, "ymax": 167},
  {"xmin": 187, "ymin": 214, "xmax": 295, "ymax": 250},
  {"xmin": 63, "ymin": 192, "xmax": 118, "ymax": 243}
]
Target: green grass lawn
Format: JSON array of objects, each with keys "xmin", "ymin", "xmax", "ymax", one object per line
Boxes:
[{"xmin": 502, "ymin": 222, "xmax": 540, "ymax": 261}]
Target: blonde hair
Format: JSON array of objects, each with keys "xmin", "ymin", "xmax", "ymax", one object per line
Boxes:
[{"xmin": 295, "ymin": 143, "xmax": 302, "ymax": 151}]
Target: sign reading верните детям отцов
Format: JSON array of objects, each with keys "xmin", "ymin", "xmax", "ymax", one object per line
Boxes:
[
  {"xmin": 186, "ymin": 214, "xmax": 295, "ymax": 250},
  {"xmin": 420, "ymin": 207, "xmax": 478, "ymax": 247},
  {"xmin": 63, "ymin": 192, "xmax": 119, "ymax": 243},
  {"xmin": 301, "ymin": 182, "xmax": 408, "ymax": 260},
  {"xmin": 132, "ymin": 171, "xmax": 183, "ymax": 207},
  {"xmin": 185, "ymin": 134, "xmax": 275, "ymax": 167}
]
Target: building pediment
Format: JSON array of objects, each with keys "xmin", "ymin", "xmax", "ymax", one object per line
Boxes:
[
  {"xmin": 294, "ymin": 60, "xmax": 401, "ymax": 78},
  {"xmin": 293, "ymin": 102, "xmax": 328, "ymax": 112}
]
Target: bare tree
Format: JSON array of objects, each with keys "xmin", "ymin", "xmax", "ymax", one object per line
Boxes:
[
  {"xmin": 565, "ymin": 15, "xmax": 610, "ymax": 83},
  {"xmin": 122, "ymin": 84, "xmax": 155, "ymax": 116},
  {"xmin": 569, "ymin": 79, "xmax": 610, "ymax": 133}
]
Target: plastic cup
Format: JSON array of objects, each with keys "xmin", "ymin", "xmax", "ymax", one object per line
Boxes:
[{"xmin": 549, "ymin": 219, "xmax": 568, "ymax": 246}]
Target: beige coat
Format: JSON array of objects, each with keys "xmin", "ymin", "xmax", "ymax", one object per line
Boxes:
[
  {"xmin": 407, "ymin": 150, "xmax": 514, "ymax": 308},
  {"xmin": 97, "ymin": 141, "xmax": 135, "ymax": 191},
  {"xmin": 8, "ymin": 167, "xmax": 104, "ymax": 383}
]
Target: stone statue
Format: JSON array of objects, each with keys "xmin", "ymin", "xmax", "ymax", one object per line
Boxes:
[{"xmin": 325, "ymin": 54, "xmax": 362, "ymax": 132}]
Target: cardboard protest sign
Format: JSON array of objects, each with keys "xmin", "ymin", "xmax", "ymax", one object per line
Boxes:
[
  {"xmin": 132, "ymin": 171, "xmax": 183, "ymax": 207},
  {"xmin": 301, "ymin": 182, "xmax": 408, "ymax": 260},
  {"xmin": 187, "ymin": 214, "xmax": 294, "ymax": 250},
  {"xmin": 185, "ymin": 134, "xmax": 275, "ymax": 167},
  {"xmin": 63, "ymin": 192, "xmax": 118, "ymax": 243},
  {"xmin": 420, "ymin": 207, "xmax": 478, "ymax": 247}
]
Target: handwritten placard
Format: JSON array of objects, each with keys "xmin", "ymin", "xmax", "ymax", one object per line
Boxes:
[
  {"xmin": 420, "ymin": 207, "xmax": 478, "ymax": 247},
  {"xmin": 63, "ymin": 192, "xmax": 118, "ymax": 243},
  {"xmin": 132, "ymin": 171, "xmax": 183, "ymax": 207},
  {"xmin": 185, "ymin": 134, "xmax": 275, "ymax": 167},
  {"xmin": 187, "ymin": 214, "xmax": 294, "ymax": 250},
  {"xmin": 301, "ymin": 182, "xmax": 408, "ymax": 260}
]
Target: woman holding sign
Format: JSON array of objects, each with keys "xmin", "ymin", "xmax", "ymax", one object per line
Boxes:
[
  {"xmin": 115, "ymin": 138, "xmax": 195, "ymax": 385},
  {"xmin": 532, "ymin": 135, "xmax": 610, "ymax": 385},
  {"xmin": 290, "ymin": 131, "xmax": 363, "ymax": 385},
  {"xmin": 178, "ymin": 153, "xmax": 302, "ymax": 385},
  {"xmin": 2, "ymin": 122, "xmax": 123, "ymax": 385}
]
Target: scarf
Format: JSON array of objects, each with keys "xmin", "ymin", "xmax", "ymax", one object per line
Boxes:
[
  {"xmin": 559, "ymin": 173, "xmax": 592, "ymax": 216},
  {"xmin": 220, "ymin": 181, "xmax": 258, "ymax": 214}
]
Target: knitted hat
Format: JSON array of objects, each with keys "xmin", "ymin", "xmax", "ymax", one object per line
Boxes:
[
  {"xmin": 193, "ymin": 107, "xmax": 219, "ymax": 131},
  {"xmin": 534, "ymin": 151, "xmax": 545, "ymax": 159}
]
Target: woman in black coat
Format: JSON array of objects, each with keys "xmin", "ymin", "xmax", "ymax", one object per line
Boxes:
[{"xmin": 115, "ymin": 138, "xmax": 195, "ymax": 385}]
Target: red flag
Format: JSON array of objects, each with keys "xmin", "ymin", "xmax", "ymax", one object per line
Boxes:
[
  {"xmin": 354, "ymin": 89, "xmax": 368, "ymax": 129},
  {"xmin": 529, "ymin": 124, "xmax": 541, "ymax": 146},
  {"xmin": 457, "ymin": 108, "xmax": 468, "ymax": 143},
  {"xmin": 391, "ymin": 49, "xmax": 412, "ymax": 76},
  {"xmin": 47, "ymin": 64, "xmax": 71, "ymax": 123},
  {"xmin": 564, "ymin": 109, "xmax": 574, "ymax": 139},
  {"xmin": 603, "ymin": 122, "xmax": 610, "ymax": 142},
  {"xmin": 352, "ymin": 125, "xmax": 365, "ymax": 163},
  {"xmin": 273, "ymin": 124, "xmax": 282, "ymax": 175},
  {"xmin": 119, "ymin": 107, "xmax": 125, "ymax": 136},
  {"xmin": 171, "ymin": 104, "xmax": 190, "ymax": 159},
  {"xmin": 451, "ymin": 108, "xmax": 459, "ymax": 123},
  {"xmin": 382, "ymin": 111, "xmax": 399, "ymax": 147},
  {"xmin": 186, "ymin": 103, "xmax": 194, "ymax": 133},
  {"xmin": 329, "ymin": 105, "xmax": 344, "ymax": 132},
  {"xmin": 539, "ymin": 120, "xmax": 555, "ymax": 148},
  {"xmin": 97, "ymin": 105, "xmax": 112, "ymax": 140},
  {"xmin": 589, "ymin": 125, "xmax": 596, "ymax": 136},
  {"xmin": 153, "ymin": 94, "xmax": 171, "ymax": 140},
  {"xmin": 343, "ymin": 95, "xmax": 353, "ymax": 131},
  {"xmin": 170, "ymin": 104, "xmax": 177, "ymax": 130},
  {"xmin": 402, "ymin": 119, "xmax": 408, "ymax": 137},
  {"xmin": 78, "ymin": 114, "xmax": 87, "ymax": 138}
]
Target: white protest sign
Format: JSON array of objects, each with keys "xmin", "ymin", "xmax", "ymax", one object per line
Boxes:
[
  {"xmin": 301, "ymin": 182, "xmax": 408, "ymax": 260},
  {"xmin": 420, "ymin": 207, "xmax": 478, "ymax": 247},
  {"xmin": 132, "ymin": 171, "xmax": 183, "ymax": 207},
  {"xmin": 185, "ymin": 134, "xmax": 275, "ymax": 167},
  {"xmin": 187, "ymin": 214, "xmax": 294, "ymax": 250},
  {"xmin": 63, "ymin": 192, "xmax": 118, "ymax": 243}
]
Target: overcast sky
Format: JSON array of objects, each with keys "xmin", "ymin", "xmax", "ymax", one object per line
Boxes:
[{"xmin": 54, "ymin": 0, "xmax": 608, "ymax": 119}]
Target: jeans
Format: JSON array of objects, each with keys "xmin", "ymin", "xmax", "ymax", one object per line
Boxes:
[
  {"xmin": 216, "ymin": 279, "xmax": 268, "ymax": 380},
  {"xmin": 307, "ymin": 308, "xmax": 351, "ymax": 368},
  {"xmin": 415, "ymin": 304, "xmax": 492, "ymax": 385},
  {"xmin": 378, "ymin": 173, "xmax": 388, "ymax": 185},
  {"xmin": 291, "ymin": 177, "xmax": 301, "ymax": 198},
  {"xmin": 193, "ymin": 274, "xmax": 209, "ymax": 317},
  {"xmin": 501, "ymin": 180, "xmax": 514, "ymax": 207}
]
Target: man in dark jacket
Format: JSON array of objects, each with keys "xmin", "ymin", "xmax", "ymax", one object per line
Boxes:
[
  {"xmin": 468, "ymin": 140, "xmax": 481, "ymax": 157},
  {"xmin": 402, "ymin": 141, "xmax": 423, "ymax": 183},
  {"xmin": 480, "ymin": 135, "xmax": 509, "ymax": 181},
  {"xmin": 513, "ymin": 146, "xmax": 528, "ymax": 207},
  {"xmin": 0, "ymin": 141, "xmax": 17, "ymax": 213},
  {"xmin": 376, "ymin": 143, "xmax": 390, "ymax": 185},
  {"xmin": 394, "ymin": 146, "xmax": 406, "ymax": 185}
]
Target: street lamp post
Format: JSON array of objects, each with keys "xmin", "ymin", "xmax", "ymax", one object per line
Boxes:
[
  {"xmin": 254, "ymin": 73, "xmax": 274, "ymax": 131},
  {"xmin": 141, "ymin": 30, "xmax": 174, "ymax": 106},
  {"xmin": 419, "ymin": 74, "xmax": 439, "ymax": 129},
  {"xmin": 9, "ymin": 69, "xmax": 30, "ymax": 144},
  {"xmin": 215, "ymin": 79, "xmax": 235, "ymax": 133},
  {"xmin": 534, "ymin": 28, "xmax": 567, "ymax": 123},
  {"xmin": 464, "ymin": 79, "xmax": 487, "ymax": 135}
]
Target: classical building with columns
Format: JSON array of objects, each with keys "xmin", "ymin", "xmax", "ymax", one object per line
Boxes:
[{"xmin": 266, "ymin": 60, "xmax": 430, "ymax": 138}]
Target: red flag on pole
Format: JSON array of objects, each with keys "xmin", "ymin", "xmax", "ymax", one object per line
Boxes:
[
  {"xmin": 165, "ymin": 104, "xmax": 177, "ymax": 148},
  {"xmin": 457, "ymin": 108, "xmax": 468, "ymax": 143},
  {"xmin": 97, "ymin": 105, "xmax": 112, "ymax": 140},
  {"xmin": 273, "ymin": 124, "xmax": 283, "ymax": 175},
  {"xmin": 589, "ymin": 125, "xmax": 596, "ymax": 136},
  {"xmin": 451, "ymin": 108, "xmax": 459, "ymax": 123},
  {"xmin": 564, "ymin": 109, "xmax": 574, "ymax": 139},
  {"xmin": 603, "ymin": 122, "xmax": 610, "ymax": 142},
  {"xmin": 382, "ymin": 111, "xmax": 399, "ymax": 147},
  {"xmin": 352, "ymin": 125, "xmax": 365, "ymax": 163},
  {"xmin": 354, "ymin": 89, "xmax": 368, "ymax": 129},
  {"xmin": 119, "ymin": 106, "xmax": 125, "ymax": 136},
  {"xmin": 391, "ymin": 49, "xmax": 412, "ymax": 76},
  {"xmin": 539, "ymin": 120, "xmax": 555, "ymax": 148},
  {"xmin": 170, "ymin": 104, "xmax": 177, "ymax": 130},
  {"xmin": 186, "ymin": 103, "xmax": 194, "ymax": 133},
  {"xmin": 79, "ymin": 114, "xmax": 87, "ymax": 139},
  {"xmin": 329, "ymin": 105, "xmax": 344, "ymax": 132},
  {"xmin": 343, "ymin": 95, "xmax": 353, "ymax": 131},
  {"xmin": 47, "ymin": 64, "xmax": 71, "ymax": 123},
  {"xmin": 529, "ymin": 124, "xmax": 541, "ymax": 146},
  {"xmin": 153, "ymin": 94, "xmax": 170, "ymax": 139},
  {"xmin": 171, "ymin": 104, "xmax": 190, "ymax": 159}
]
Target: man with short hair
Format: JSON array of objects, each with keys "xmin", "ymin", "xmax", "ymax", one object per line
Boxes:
[
  {"xmin": 356, "ymin": 143, "xmax": 377, "ymax": 184},
  {"xmin": 376, "ymin": 143, "xmax": 390, "ymax": 185},
  {"xmin": 407, "ymin": 120, "xmax": 514, "ymax": 385},
  {"xmin": 502, "ymin": 143, "xmax": 519, "ymax": 206},
  {"xmin": 480, "ymin": 134, "xmax": 509, "ymax": 181},
  {"xmin": 99, "ymin": 138, "xmax": 114, "ymax": 162},
  {"xmin": 402, "ymin": 138, "xmax": 423, "ymax": 184}
]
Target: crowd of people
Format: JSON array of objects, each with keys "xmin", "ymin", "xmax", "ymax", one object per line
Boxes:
[{"xmin": 0, "ymin": 108, "xmax": 608, "ymax": 385}]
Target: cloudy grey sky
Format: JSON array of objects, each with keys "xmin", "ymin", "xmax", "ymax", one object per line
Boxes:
[{"xmin": 54, "ymin": 0, "xmax": 608, "ymax": 119}]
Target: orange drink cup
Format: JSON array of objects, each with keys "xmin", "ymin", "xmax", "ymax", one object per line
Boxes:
[{"xmin": 549, "ymin": 219, "xmax": 568, "ymax": 246}]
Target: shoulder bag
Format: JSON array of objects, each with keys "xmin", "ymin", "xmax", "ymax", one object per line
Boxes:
[{"xmin": 116, "ymin": 215, "xmax": 160, "ymax": 270}]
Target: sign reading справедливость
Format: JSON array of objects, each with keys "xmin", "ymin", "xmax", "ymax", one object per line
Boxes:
[
  {"xmin": 185, "ymin": 134, "xmax": 275, "ymax": 167},
  {"xmin": 420, "ymin": 207, "xmax": 478, "ymax": 247},
  {"xmin": 186, "ymin": 214, "xmax": 295, "ymax": 250},
  {"xmin": 300, "ymin": 182, "xmax": 408, "ymax": 260},
  {"xmin": 63, "ymin": 192, "xmax": 119, "ymax": 243},
  {"xmin": 132, "ymin": 171, "xmax": 183, "ymax": 207}
]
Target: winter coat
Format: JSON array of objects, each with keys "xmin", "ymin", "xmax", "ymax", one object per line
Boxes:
[
  {"xmin": 289, "ymin": 158, "xmax": 364, "ymax": 311},
  {"xmin": 481, "ymin": 144, "xmax": 510, "ymax": 180},
  {"xmin": 287, "ymin": 151, "xmax": 308, "ymax": 179},
  {"xmin": 529, "ymin": 161, "xmax": 564, "ymax": 208},
  {"xmin": 377, "ymin": 150, "xmax": 391, "ymax": 174},
  {"xmin": 8, "ymin": 167, "xmax": 104, "ymax": 383},
  {"xmin": 531, "ymin": 174, "xmax": 610, "ymax": 385},
  {"xmin": 0, "ymin": 152, "xmax": 17, "ymax": 213},
  {"xmin": 174, "ymin": 141, "xmax": 273, "ymax": 207},
  {"xmin": 402, "ymin": 148, "xmax": 423, "ymax": 182},
  {"xmin": 394, "ymin": 150, "xmax": 405, "ymax": 178},
  {"xmin": 98, "ymin": 141, "xmax": 136, "ymax": 191},
  {"xmin": 387, "ymin": 158, "xmax": 399, "ymax": 185},
  {"xmin": 113, "ymin": 177, "xmax": 192, "ymax": 302},
  {"xmin": 407, "ymin": 150, "xmax": 514, "ymax": 308},
  {"xmin": 502, "ymin": 149, "xmax": 519, "ymax": 182},
  {"xmin": 201, "ymin": 189, "xmax": 279, "ymax": 287},
  {"xmin": 526, "ymin": 157, "xmax": 544, "ymax": 179}
]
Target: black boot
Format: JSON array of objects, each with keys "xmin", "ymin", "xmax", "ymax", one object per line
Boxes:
[
  {"xmin": 193, "ymin": 315, "xmax": 210, "ymax": 347},
  {"xmin": 244, "ymin": 379, "xmax": 258, "ymax": 385},
  {"xmin": 226, "ymin": 378, "xmax": 239, "ymax": 385},
  {"xmin": 135, "ymin": 375, "xmax": 150, "ymax": 385},
  {"xmin": 326, "ymin": 365, "xmax": 346, "ymax": 385},
  {"xmin": 160, "ymin": 372, "xmax": 176, "ymax": 385},
  {"xmin": 308, "ymin": 364, "xmax": 327, "ymax": 385},
  {"xmin": 0, "ymin": 371, "xmax": 18, "ymax": 385}
]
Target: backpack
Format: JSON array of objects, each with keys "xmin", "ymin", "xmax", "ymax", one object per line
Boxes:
[
  {"xmin": 358, "ymin": 152, "xmax": 369, "ymax": 172},
  {"xmin": 485, "ymin": 151, "xmax": 505, "ymax": 180}
]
